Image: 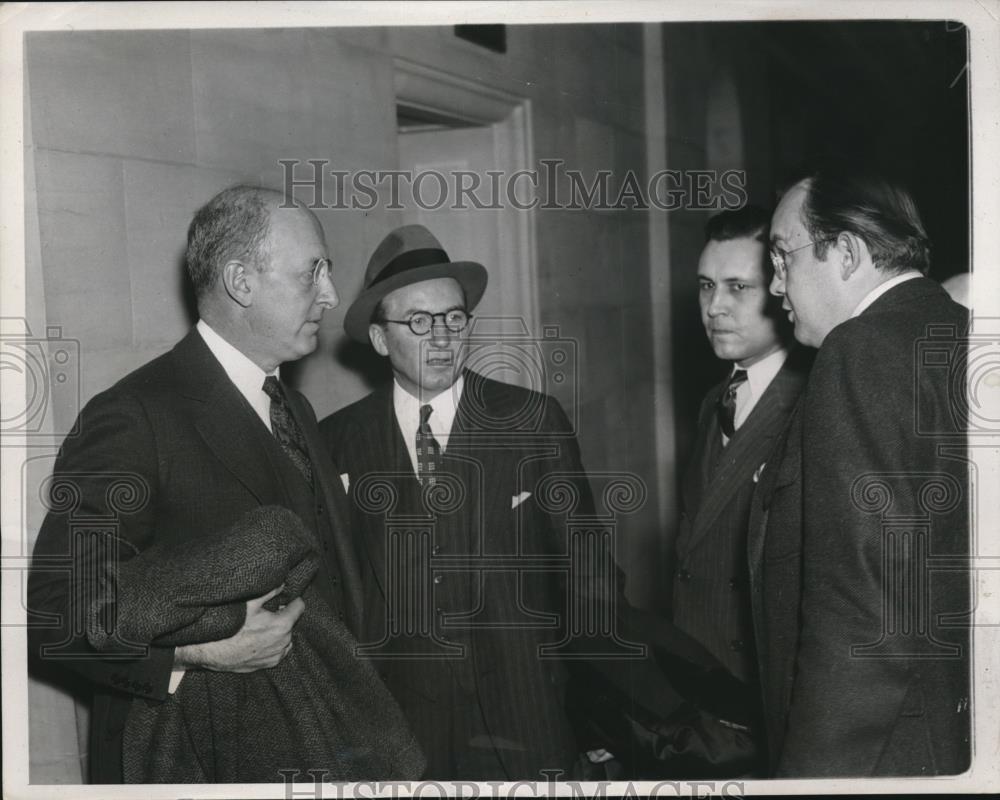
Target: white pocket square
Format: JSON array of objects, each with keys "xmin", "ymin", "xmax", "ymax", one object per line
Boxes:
[
  {"xmin": 340, "ymin": 473, "xmax": 350, "ymax": 492},
  {"xmin": 512, "ymin": 491, "xmax": 532, "ymax": 509}
]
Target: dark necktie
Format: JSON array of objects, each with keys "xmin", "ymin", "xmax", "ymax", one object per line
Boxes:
[
  {"xmin": 262, "ymin": 376, "xmax": 313, "ymax": 487},
  {"xmin": 416, "ymin": 404, "xmax": 443, "ymax": 486},
  {"xmin": 717, "ymin": 369, "xmax": 748, "ymax": 440}
]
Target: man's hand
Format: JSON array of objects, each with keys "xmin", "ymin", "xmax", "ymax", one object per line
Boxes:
[{"xmin": 174, "ymin": 585, "xmax": 305, "ymax": 673}]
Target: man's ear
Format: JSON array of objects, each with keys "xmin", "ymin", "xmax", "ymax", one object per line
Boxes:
[
  {"xmin": 369, "ymin": 323, "xmax": 389, "ymax": 357},
  {"xmin": 222, "ymin": 260, "xmax": 254, "ymax": 308},
  {"xmin": 837, "ymin": 232, "xmax": 869, "ymax": 281}
]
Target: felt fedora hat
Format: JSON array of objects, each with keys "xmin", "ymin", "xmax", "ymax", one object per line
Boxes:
[{"xmin": 344, "ymin": 224, "xmax": 488, "ymax": 343}]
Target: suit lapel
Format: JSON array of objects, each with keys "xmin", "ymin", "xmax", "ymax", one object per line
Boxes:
[
  {"xmin": 686, "ymin": 358, "xmax": 804, "ymax": 547},
  {"xmin": 287, "ymin": 388, "xmax": 366, "ymax": 631},
  {"xmin": 683, "ymin": 386, "xmax": 722, "ymax": 518},
  {"xmin": 171, "ymin": 330, "xmax": 280, "ymax": 505},
  {"xmin": 451, "ymin": 373, "xmax": 509, "ymax": 555},
  {"xmin": 352, "ymin": 386, "xmax": 410, "ymax": 603}
]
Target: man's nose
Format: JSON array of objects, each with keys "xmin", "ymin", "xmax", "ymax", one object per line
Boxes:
[
  {"xmin": 316, "ymin": 274, "xmax": 339, "ymax": 309},
  {"xmin": 429, "ymin": 321, "xmax": 453, "ymax": 346},
  {"xmin": 707, "ymin": 288, "xmax": 728, "ymax": 316}
]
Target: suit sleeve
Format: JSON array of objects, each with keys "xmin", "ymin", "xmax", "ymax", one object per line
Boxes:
[
  {"xmin": 28, "ymin": 388, "xmax": 175, "ymax": 701},
  {"xmin": 778, "ymin": 323, "xmax": 920, "ymax": 775}
]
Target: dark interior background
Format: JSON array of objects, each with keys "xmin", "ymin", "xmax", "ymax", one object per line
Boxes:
[{"xmin": 668, "ymin": 20, "xmax": 970, "ymax": 489}]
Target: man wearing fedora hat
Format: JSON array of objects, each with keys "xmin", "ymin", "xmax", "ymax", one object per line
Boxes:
[
  {"xmin": 320, "ymin": 223, "xmax": 602, "ymax": 779},
  {"xmin": 322, "ymin": 224, "xmax": 766, "ymax": 780}
]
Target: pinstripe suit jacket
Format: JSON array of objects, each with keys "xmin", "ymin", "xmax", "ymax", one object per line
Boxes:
[
  {"xmin": 319, "ymin": 370, "xmax": 593, "ymax": 779},
  {"xmin": 672, "ymin": 348, "xmax": 810, "ymax": 683}
]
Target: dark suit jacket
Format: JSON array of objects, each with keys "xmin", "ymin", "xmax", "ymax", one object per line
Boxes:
[
  {"xmin": 673, "ymin": 349, "xmax": 809, "ymax": 683},
  {"xmin": 748, "ymin": 277, "xmax": 971, "ymax": 776},
  {"xmin": 320, "ymin": 370, "xmax": 589, "ymax": 779},
  {"xmin": 28, "ymin": 328, "xmax": 364, "ymax": 783}
]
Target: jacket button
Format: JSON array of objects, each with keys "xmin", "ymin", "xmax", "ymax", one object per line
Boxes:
[
  {"xmin": 433, "ymin": 575, "xmax": 444, "ymax": 585},
  {"xmin": 432, "ymin": 544, "xmax": 442, "ymax": 555},
  {"xmin": 730, "ymin": 639, "xmax": 744, "ymax": 652},
  {"xmin": 677, "ymin": 569, "xmax": 692, "ymax": 582},
  {"xmin": 728, "ymin": 578, "xmax": 738, "ymax": 590}
]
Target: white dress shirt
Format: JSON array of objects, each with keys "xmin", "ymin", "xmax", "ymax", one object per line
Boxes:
[
  {"xmin": 851, "ymin": 271, "xmax": 922, "ymax": 318},
  {"xmin": 393, "ymin": 374, "xmax": 465, "ymax": 473},
  {"xmin": 196, "ymin": 319, "xmax": 276, "ymax": 432},
  {"xmin": 169, "ymin": 321, "xmax": 278, "ymax": 693},
  {"xmin": 723, "ymin": 347, "xmax": 789, "ymax": 444}
]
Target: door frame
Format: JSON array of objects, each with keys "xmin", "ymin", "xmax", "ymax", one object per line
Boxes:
[{"xmin": 393, "ymin": 57, "xmax": 539, "ymax": 339}]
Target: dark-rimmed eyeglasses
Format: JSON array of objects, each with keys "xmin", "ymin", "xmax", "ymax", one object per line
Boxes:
[
  {"xmin": 383, "ymin": 309, "xmax": 471, "ymax": 336},
  {"xmin": 769, "ymin": 238, "xmax": 835, "ymax": 279}
]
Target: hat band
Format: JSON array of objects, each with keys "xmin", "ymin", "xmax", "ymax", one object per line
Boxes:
[{"xmin": 369, "ymin": 248, "xmax": 449, "ymax": 288}]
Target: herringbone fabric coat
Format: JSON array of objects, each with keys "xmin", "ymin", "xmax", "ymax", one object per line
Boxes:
[{"xmin": 28, "ymin": 329, "xmax": 369, "ymax": 782}]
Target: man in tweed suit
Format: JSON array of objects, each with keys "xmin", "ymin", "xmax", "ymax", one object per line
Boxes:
[
  {"xmin": 28, "ymin": 186, "xmax": 367, "ymax": 782},
  {"xmin": 749, "ymin": 168, "xmax": 970, "ymax": 776},
  {"xmin": 671, "ymin": 207, "xmax": 809, "ymax": 740}
]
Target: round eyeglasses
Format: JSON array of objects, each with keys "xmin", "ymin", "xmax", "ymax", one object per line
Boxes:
[{"xmin": 383, "ymin": 309, "xmax": 471, "ymax": 336}]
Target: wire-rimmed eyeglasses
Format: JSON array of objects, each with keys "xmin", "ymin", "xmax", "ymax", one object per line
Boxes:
[
  {"xmin": 310, "ymin": 257, "xmax": 333, "ymax": 286},
  {"xmin": 769, "ymin": 238, "xmax": 835, "ymax": 279},
  {"xmin": 383, "ymin": 309, "xmax": 471, "ymax": 336}
]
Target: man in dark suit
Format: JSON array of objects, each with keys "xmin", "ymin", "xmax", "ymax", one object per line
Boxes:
[
  {"xmin": 672, "ymin": 207, "xmax": 808, "ymax": 697},
  {"xmin": 750, "ymin": 168, "xmax": 970, "ymax": 776},
  {"xmin": 320, "ymin": 224, "xmax": 594, "ymax": 780},
  {"xmin": 28, "ymin": 185, "xmax": 364, "ymax": 782}
]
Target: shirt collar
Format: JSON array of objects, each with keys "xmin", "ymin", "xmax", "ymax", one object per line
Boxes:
[
  {"xmin": 736, "ymin": 346, "xmax": 788, "ymax": 401},
  {"xmin": 196, "ymin": 319, "xmax": 276, "ymax": 407},
  {"xmin": 851, "ymin": 271, "xmax": 922, "ymax": 318},
  {"xmin": 392, "ymin": 373, "xmax": 465, "ymax": 440}
]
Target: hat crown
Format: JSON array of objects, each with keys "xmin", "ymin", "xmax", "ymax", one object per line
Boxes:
[{"xmin": 365, "ymin": 224, "xmax": 449, "ymax": 289}]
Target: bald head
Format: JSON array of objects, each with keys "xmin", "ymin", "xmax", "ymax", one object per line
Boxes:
[{"xmin": 185, "ymin": 185, "xmax": 299, "ymax": 302}]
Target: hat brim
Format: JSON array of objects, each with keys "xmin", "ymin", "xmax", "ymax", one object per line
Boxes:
[{"xmin": 343, "ymin": 260, "xmax": 488, "ymax": 343}]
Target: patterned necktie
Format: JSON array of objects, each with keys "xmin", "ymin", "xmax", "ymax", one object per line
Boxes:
[
  {"xmin": 416, "ymin": 404, "xmax": 443, "ymax": 486},
  {"xmin": 717, "ymin": 369, "xmax": 748, "ymax": 440},
  {"xmin": 262, "ymin": 376, "xmax": 313, "ymax": 487}
]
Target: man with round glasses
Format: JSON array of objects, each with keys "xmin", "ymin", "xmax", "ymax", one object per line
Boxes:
[
  {"xmin": 321, "ymin": 223, "xmax": 597, "ymax": 779},
  {"xmin": 749, "ymin": 167, "xmax": 970, "ymax": 777}
]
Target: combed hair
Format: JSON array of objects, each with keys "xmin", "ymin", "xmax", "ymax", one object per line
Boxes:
[
  {"xmin": 185, "ymin": 185, "xmax": 275, "ymax": 297},
  {"xmin": 704, "ymin": 205, "xmax": 771, "ymax": 244},
  {"xmin": 799, "ymin": 168, "xmax": 930, "ymax": 275}
]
